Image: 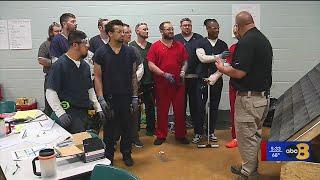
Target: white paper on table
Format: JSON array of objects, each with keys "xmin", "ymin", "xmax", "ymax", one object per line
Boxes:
[
  {"xmin": 8, "ymin": 19, "xmax": 32, "ymax": 49},
  {"xmin": 0, "ymin": 20, "xmax": 9, "ymax": 49},
  {"xmin": 231, "ymin": 4, "xmax": 261, "ymax": 37},
  {"xmin": 0, "ymin": 138, "xmax": 20, "ymax": 150},
  {"xmin": 22, "ymin": 129, "xmax": 62, "ymax": 145},
  {"xmin": 24, "ymin": 119, "xmax": 55, "ymax": 131},
  {"xmin": 11, "ymin": 144, "xmax": 50, "ymax": 161}
]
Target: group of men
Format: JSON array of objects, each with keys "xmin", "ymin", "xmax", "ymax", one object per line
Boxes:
[{"xmin": 37, "ymin": 11, "xmax": 273, "ymax": 179}]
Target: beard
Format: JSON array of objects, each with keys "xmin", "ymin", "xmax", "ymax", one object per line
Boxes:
[
  {"xmin": 163, "ymin": 34, "xmax": 173, "ymax": 40},
  {"xmin": 81, "ymin": 53, "xmax": 88, "ymax": 59},
  {"xmin": 67, "ymin": 25, "xmax": 76, "ymax": 32},
  {"xmin": 117, "ymin": 38, "xmax": 124, "ymax": 43},
  {"xmin": 138, "ymin": 33, "xmax": 148, "ymax": 39},
  {"xmin": 182, "ymin": 30, "xmax": 191, "ymax": 36}
]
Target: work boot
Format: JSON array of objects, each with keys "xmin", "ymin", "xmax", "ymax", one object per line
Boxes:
[
  {"xmin": 122, "ymin": 154, "xmax": 134, "ymax": 167},
  {"xmin": 145, "ymin": 130, "xmax": 154, "ymax": 136},
  {"xmin": 176, "ymin": 137, "xmax": 190, "ymax": 144},
  {"xmin": 133, "ymin": 138, "xmax": 144, "ymax": 148},
  {"xmin": 154, "ymin": 138, "xmax": 166, "ymax": 145}
]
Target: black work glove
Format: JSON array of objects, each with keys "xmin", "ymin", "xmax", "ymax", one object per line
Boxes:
[
  {"xmin": 59, "ymin": 113, "xmax": 72, "ymax": 129},
  {"xmin": 98, "ymin": 96, "xmax": 114, "ymax": 121},
  {"xmin": 96, "ymin": 111, "xmax": 106, "ymax": 125}
]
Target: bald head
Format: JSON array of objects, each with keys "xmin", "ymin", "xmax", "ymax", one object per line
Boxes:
[{"xmin": 236, "ymin": 11, "xmax": 254, "ymax": 26}]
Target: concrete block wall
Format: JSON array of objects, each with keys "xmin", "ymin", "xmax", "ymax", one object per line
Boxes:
[{"xmin": 0, "ymin": 1, "xmax": 319, "ymax": 110}]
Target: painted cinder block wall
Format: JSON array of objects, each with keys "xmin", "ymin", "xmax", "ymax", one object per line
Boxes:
[{"xmin": 0, "ymin": 1, "xmax": 319, "ymax": 110}]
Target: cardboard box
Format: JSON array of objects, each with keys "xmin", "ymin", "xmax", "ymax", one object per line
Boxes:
[
  {"xmin": 16, "ymin": 97, "xmax": 36, "ymax": 106},
  {"xmin": 57, "ymin": 132, "xmax": 92, "ymax": 157}
]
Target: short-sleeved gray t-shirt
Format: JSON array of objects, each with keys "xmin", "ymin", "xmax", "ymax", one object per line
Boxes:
[{"xmin": 38, "ymin": 40, "xmax": 51, "ymax": 74}]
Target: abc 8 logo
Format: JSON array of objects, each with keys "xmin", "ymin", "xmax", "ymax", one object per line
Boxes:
[{"xmin": 285, "ymin": 143, "xmax": 310, "ymax": 160}]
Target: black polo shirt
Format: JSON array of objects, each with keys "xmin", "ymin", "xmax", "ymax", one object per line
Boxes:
[
  {"xmin": 89, "ymin": 35, "xmax": 106, "ymax": 54},
  {"xmin": 47, "ymin": 54, "xmax": 93, "ymax": 108},
  {"xmin": 174, "ymin": 33, "xmax": 203, "ymax": 74},
  {"xmin": 230, "ymin": 27, "xmax": 273, "ymax": 92},
  {"xmin": 196, "ymin": 38, "xmax": 228, "ymax": 78},
  {"xmin": 93, "ymin": 43, "xmax": 136, "ymax": 96}
]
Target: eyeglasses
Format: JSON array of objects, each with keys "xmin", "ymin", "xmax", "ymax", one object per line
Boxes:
[{"xmin": 181, "ymin": 24, "xmax": 192, "ymax": 27}]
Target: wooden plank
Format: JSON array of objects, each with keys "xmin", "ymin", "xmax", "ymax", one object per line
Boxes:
[
  {"xmin": 280, "ymin": 162, "xmax": 320, "ymax": 180},
  {"xmin": 288, "ymin": 116, "xmax": 320, "ymax": 141}
]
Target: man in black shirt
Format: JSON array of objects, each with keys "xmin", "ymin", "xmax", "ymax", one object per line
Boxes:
[
  {"xmin": 174, "ymin": 17, "xmax": 203, "ymax": 132},
  {"xmin": 130, "ymin": 22, "xmax": 156, "ymax": 137},
  {"xmin": 94, "ymin": 20, "xmax": 139, "ymax": 167},
  {"xmin": 216, "ymin": 11, "xmax": 273, "ymax": 179}
]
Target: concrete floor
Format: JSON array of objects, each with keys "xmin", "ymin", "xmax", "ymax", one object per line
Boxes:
[{"xmin": 112, "ymin": 128, "xmax": 281, "ymax": 180}]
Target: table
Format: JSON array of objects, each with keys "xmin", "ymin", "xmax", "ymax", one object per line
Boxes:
[{"xmin": 0, "ymin": 113, "xmax": 110, "ymax": 180}]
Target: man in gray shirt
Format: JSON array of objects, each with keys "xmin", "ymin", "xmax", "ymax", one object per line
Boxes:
[{"xmin": 37, "ymin": 22, "xmax": 61, "ymax": 116}]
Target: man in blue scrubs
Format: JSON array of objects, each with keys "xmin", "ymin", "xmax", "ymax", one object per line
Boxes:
[
  {"xmin": 50, "ymin": 13, "xmax": 77, "ymax": 61},
  {"xmin": 94, "ymin": 20, "xmax": 139, "ymax": 167},
  {"xmin": 46, "ymin": 30, "xmax": 105, "ymax": 134}
]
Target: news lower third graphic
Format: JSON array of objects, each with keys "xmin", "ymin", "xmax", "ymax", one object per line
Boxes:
[{"xmin": 261, "ymin": 141, "xmax": 312, "ymax": 161}]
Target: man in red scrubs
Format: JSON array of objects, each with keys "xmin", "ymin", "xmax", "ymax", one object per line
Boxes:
[{"xmin": 147, "ymin": 21, "xmax": 190, "ymax": 145}]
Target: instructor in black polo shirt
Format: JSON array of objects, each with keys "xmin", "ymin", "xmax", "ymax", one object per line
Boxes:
[{"xmin": 215, "ymin": 11, "xmax": 273, "ymax": 179}]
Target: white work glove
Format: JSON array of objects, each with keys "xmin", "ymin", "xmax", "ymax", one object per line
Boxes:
[
  {"xmin": 208, "ymin": 71, "xmax": 222, "ymax": 85},
  {"xmin": 180, "ymin": 70, "xmax": 185, "ymax": 78}
]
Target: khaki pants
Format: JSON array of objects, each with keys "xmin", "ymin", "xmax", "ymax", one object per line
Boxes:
[{"xmin": 235, "ymin": 94, "xmax": 269, "ymax": 176}]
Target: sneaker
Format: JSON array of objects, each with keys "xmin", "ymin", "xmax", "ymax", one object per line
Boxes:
[
  {"xmin": 168, "ymin": 122, "xmax": 175, "ymax": 133},
  {"xmin": 176, "ymin": 137, "xmax": 190, "ymax": 144},
  {"xmin": 133, "ymin": 139, "xmax": 144, "ymax": 148},
  {"xmin": 231, "ymin": 165, "xmax": 259, "ymax": 180},
  {"xmin": 192, "ymin": 134, "xmax": 203, "ymax": 144},
  {"xmin": 185, "ymin": 120, "xmax": 194, "ymax": 129},
  {"xmin": 154, "ymin": 138, "xmax": 166, "ymax": 145},
  {"xmin": 145, "ymin": 130, "xmax": 154, "ymax": 136},
  {"xmin": 209, "ymin": 133, "xmax": 218, "ymax": 142},
  {"xmin": 122, "ymin": 154, "xmax": 134, "ymax": 167},
  {"xmin": 231, "ymin": 165, "xmax": 248, "ymax": 180},
  {"xmin": 226, "ymin": 139, "xmax": 238, "ymax": 148}
]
